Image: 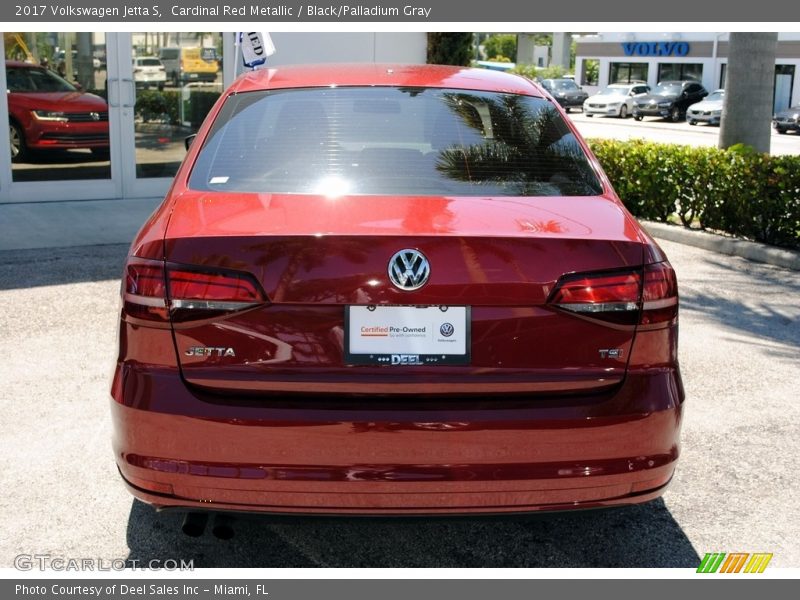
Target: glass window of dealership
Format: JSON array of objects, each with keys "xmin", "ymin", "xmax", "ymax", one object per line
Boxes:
[
  {"xmin": 575, "ymin": 33, "xmax": 800, "ymax": 112},
  {"xmin": 0, "ymin": 32, "xmax": 426, "ymax": 203}
]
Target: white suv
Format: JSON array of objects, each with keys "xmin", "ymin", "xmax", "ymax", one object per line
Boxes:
[{"xmin": 133, "ymin": 57, "xmax": 167, "ymax": 91}]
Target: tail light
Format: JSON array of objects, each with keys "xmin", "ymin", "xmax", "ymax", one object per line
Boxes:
[
  {"xmin": 549, "ymin": 262, "xmax": 677, "ymax": 327},
  {"xmin": 123, "ymin": 258, "xmax": 266, "ymax": 324},
  {"xmin": 124, "ymin": 258, "xmax": 169, "ymax": 322},
  {"xmin": 640, "ymin": 262, "xmax": 678, "ymax": 327}
]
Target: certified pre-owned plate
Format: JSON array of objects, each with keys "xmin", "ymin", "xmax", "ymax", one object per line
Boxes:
[{"xmin": 345, "ymin": 305, "xmax": 470, "ymax": 366}]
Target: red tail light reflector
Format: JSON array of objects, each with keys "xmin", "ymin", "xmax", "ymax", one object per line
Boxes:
[
  {"xmin": 549, "ymin": 262, "xmax": 678, "ymax": 327},
  {"xmin": 124, "ymin": 259, "xmax": 168, "ymax": 321},
  {"xmin": 168, "ymin": 268, "xmax": 266, "ymax": 322},
  {"xmin": 549, "ymin": 270, "xmax": 641, "ymax": 325},
  {"xmin": 641, "ymin": 262, "xmax": 678, "ymax": 326},
  {"xmin": 122, "ymin": 258, "xmax": 266, "ymax": 323}
]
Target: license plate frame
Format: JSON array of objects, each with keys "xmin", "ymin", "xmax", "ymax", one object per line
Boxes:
[{"xmin": 344, "ymin": 305, "xmax": 471, "ymax": 366}]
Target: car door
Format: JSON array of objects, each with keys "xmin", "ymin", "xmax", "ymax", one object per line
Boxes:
[
  {"xmin": 682, "ymin": 83, "xmax": 705, "ymax": 110},
  {"xmin": 627, "ymin": 85, "xmax": 649, "ymax": 110}
]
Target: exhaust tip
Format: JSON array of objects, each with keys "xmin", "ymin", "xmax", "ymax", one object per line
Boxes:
[
  {"xmin": 211, "ymin": 513, "xmax": 235, "ymax": 540},
  {"xmin": 181, "ymin": 512, "xmax": 208, "ymax": 537}
]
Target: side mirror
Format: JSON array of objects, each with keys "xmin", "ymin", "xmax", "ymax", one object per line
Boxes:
[
  {"xmin": 184, "ymin": 134, "xmax": 197, "ymax": 151},
  {"xmin": 73, "ymin": 82, "xmax": 83, "ymax": 91}
]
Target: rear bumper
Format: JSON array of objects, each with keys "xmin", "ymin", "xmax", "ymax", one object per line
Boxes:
[
  {"xmin": 633, "ymin": 107, "xmax": 671, "ymax": 118},
  {"xmin": 584, "ymin": 105, "xmax": 622, "ymax": 116},
  {"xmin": 111, "ymin": 367, "xmax": 684, "ymax": 515},
  {"xmin": 555, "ymin": 97, "xmax": 587, "ymax": 108},
  {"xmin": 687, "ymin": 113, "xmax": 721, "ymax": 125},
  {"xmin": 773, "ymin": 120, "xmax": 800, "ymax": 131}
]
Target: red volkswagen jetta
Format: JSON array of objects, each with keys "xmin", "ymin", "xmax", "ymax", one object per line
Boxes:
[
  {"xmin": 111, "ymin": 64, "xmax": 683, "ymax": 519},
  {"xmin": 6, "ymin": 61, "xmax": 109, "ymax": 162}
]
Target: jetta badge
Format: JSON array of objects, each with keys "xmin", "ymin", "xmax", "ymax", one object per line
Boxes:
[{"xmin": 388, "ymin": 249, "xmax": 430, "ymax": 291}]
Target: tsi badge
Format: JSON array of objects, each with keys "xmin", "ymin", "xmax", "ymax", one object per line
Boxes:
[
  {"xmin": 392, "ymin": 354, "xmax": 422, "ymax": 365},
  {"xmin": 185, "ymin": 346, "xmax": 236, "ymax": 358}
]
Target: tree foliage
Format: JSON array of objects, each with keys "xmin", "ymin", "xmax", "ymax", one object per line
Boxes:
[
  {"xmin": 426, "ymin": 33, "xmax": 473, "ymax": 66},
  {"xmin": 482, "ymin": 34, "xmax": 517, "ymax": 62}
]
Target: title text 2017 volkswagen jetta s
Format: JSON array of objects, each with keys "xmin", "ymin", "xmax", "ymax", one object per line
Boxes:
[{"xmin": 111, "ymin": 64, "xmax": 684, "ymax": 517}]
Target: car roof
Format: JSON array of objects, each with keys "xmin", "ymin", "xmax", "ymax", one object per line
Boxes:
[{"xmin": 231, "ymin": 63, "xmax": 545, "ymax": 97}]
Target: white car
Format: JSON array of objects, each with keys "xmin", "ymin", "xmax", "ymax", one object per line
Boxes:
[
  {"xmin": 583, "ymin": 83, "xmax": 650, "ymax": 119},
  {"xmin": 132, "ymin": 57, "xmax": 167, "ymax": 90},
  {"xmin": 686, "ymin": 89, "xmax": 725, "ymax": 126}
]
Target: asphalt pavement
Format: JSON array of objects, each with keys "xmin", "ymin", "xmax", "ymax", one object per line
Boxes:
[{"xmin": 0, "ymin": 239, "xmax": 798, "ymax": 568}]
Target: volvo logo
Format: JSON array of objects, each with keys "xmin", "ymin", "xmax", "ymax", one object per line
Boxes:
[{"xmin": 388, "ymin": 249, "xmax": 430, "ymax": 291}]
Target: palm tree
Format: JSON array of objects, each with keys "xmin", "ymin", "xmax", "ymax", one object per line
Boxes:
[
  {"xmin": 434, "ymin": 92, "xmax": 599, "ymax": 196},
  {"xmin": 719, "ymin": 33, "xmax": 778, "ymax": 153}
]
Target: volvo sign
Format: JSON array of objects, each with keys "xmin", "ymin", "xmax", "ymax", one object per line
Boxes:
[{"xmin": 621, "ymin": 42, "xmax": 691, "ymax": 57}]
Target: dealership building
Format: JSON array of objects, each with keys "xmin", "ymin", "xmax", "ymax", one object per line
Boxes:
[
  {"xmin": 0, "ymin": 32, "xmax": 425, "ymax": 206},
  {"xmin": 2, "ymin": 31, "xmax": 798, "ymax": 212},
  {"xmin": 575, "ymin": 32, "xmax": 800, "ymax": 112}
]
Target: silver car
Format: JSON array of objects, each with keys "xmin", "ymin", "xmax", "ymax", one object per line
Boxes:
[
  {"xmin": 583, "ymin": 83, "xmax": 650, "ymax": 119},
  {"xmin": 686, "ymin": 89, "xmax": 724, "ymax": 126}
]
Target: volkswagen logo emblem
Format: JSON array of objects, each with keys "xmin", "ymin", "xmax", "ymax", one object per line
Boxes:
[
  {"xmin": 388, "ymin": 249, "xmax": 430, "ymax": 291},
  {"xmin": 90, "ymin": 112, "xmax": 100, "ymax": 121},
  {"xmin": 439, "ymin": 322, "xmax": 454, "ymax": 337}
]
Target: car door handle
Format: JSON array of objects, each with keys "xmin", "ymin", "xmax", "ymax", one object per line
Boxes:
[{"xmin": 107, "ymin": 77, "xmax": 119, "ymax": 107}]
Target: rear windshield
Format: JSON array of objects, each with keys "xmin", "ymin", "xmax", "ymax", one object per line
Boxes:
[
  {"xmin": 137, "ymin": 58, "xmax": 162, "ymax": 67},
  {"xmin": 189, "ymin": 87, "xmax": 602, "ymax": 196}
]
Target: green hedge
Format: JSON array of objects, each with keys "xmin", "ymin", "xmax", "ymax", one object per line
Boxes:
[
  {"xmin": 135, "ymin": 90, "xmax": 180, "ymax": 124},
  {"xmin": 134, "ymin": 90, "xmax": 219, "ymax": 128},
  {"xmin": 588, "ymin": 139, "xmax": 800, "ymax": 249}
]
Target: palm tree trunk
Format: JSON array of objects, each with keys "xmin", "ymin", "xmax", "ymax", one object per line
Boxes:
[{"xmin": 719, "ymin": 32, "xmax": 778, "ymax": 153}]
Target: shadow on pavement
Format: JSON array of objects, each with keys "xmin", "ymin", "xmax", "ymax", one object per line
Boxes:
[
  {"xmin": 0, "ymin": 244, "xmax": 128, "ymax": 291},
  {"xmin": 125, "ymin": 498, "xmax": 699, "ymax": 568},
  {"xmin": 679, "ymin": 255, "xmax": 800, "ymax": 350}
]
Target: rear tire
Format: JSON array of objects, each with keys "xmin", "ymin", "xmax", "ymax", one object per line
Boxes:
[
  {"xmin": 586, "ymin": 113, "xmax": 593, "ymax": 117},
  {"xmin": 776, "ymin": 127, "xmax": 788, "ymax": 134},
  {"xmin": 688, "ymin": 119, "xmax": 697, "ymax": 126},
  {"xmin": 634, "ymin": 115, "xmax": 643, "ymax": 121},
  {"xmin": 9, "ymin": 121, "xmax": 27, "ymax": 163}
]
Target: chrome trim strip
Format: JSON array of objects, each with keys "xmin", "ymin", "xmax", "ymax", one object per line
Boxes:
[
  {"xmin": 124, "ymin": 293, "xmax": 167, "ymax": 308},
  {"xmin": 556, "ymin": 302, "xmax": 638, "ymax": 313},
  {"xmin": 642, "ymin": 297, "xmax": 678, "ymax": 310},
  {"xmin": 170, "ymin": 299, "xmax": 260, "ymax": 311}
]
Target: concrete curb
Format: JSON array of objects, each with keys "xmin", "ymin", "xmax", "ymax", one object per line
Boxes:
[{"xmin": 642, "ymin": 220, "xmax": 800, "ymax": 271}]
